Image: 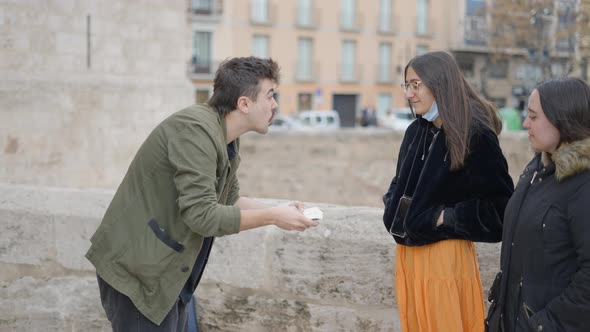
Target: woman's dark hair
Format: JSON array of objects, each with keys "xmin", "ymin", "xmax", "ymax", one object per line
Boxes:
[
  {"xmin": 536, "ymin": 78, "xmax": 590, "ymax": 143},
  {"xmin": 404, "ymin": 51, "xmax": 502, "ymax": 170},
  {"xmin": 208, "ymin": 57, "xmax": 280, "ymax": 115}
]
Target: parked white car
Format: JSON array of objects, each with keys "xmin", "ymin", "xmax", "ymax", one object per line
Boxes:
[
  {"xmin": 381, "ymin": 108, "xmax": 415, "ymax": 131},
  {"xmin": 295, "ymin": 110, "xmax": 341, "ymax": 129}
]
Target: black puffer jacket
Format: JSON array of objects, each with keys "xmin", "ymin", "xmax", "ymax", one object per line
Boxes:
[
  {"xmin": 486, "ymin": 137, "xmax": 590, "ymax": 332},
  {"xmin": 383, "ymin": 118, "xmax": 514, "ymax": 246}
]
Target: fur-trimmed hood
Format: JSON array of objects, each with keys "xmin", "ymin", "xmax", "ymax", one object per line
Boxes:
[{"xmin": 547, "ymin": 137, "xmax": 590, "ymax": 181}]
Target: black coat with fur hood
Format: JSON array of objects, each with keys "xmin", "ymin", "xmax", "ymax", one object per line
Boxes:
[
  {"xmin": 382, "ymin": 118, "xmax": 514, "ymax": 246},
  {"xmin": 486, "ymin": 137, "xmax": 590, "ymax": 332}
]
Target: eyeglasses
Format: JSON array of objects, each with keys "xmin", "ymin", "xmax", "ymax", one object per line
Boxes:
[{"xmin": 401, "ymin": 80, "xmax": 423, "ymax": 93}]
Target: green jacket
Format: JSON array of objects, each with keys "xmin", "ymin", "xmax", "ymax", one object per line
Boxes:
[{"xmin": 86, "ymin": 104, "xmax": 241, "ymax": 325}]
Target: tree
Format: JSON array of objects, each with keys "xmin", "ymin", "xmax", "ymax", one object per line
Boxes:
[{"xmin": 482, "ymin": 0, "xmax": 578, "ymax": 86}]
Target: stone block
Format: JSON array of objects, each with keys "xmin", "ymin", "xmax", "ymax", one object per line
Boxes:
[
  {"xmin": 266, "ymin": 205, "xmax": 396, "ymax": 307},
  {"xmin": 199, "ymin": 227, "xmax": 269, "ymax": 289},
  {"xmin": 0, "ymin": 276, "xmax": 109, "ymax": 332},
  {"xmin": 56, "ymin": 32, "xmax": 85, "ymax": 55},
  {"xmin": 0, "ymin": 209, "xmax": 54, "ymax": 265},
  {"xmin": 196, "ymin": 283, "xmax": 399, "ymax": 332}
]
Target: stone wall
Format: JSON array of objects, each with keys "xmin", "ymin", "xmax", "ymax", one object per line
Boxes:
[
  {"xmin": 236, "ymin": 129, "xmax": 532, "ymax": 208},
  {"xmin": 3, "ymin": 125, "xmax": 533, "ymax": 209},
  {"xmin": 0, "ymin": 0, "xmax": 192, "ymax": 188},
  {"xmin": 0, "ymin": 184, "xmax": 502, "ymax": 332}
]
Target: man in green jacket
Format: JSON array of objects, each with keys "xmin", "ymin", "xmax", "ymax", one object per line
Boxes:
[{"xmin": 85, "ymin": 57, "xmax": 318, "ymax": 331}]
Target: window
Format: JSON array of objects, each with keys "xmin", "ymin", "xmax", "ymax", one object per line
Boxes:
[
  {"xmin": 192, "ymin": 31, "xmax": 212, "ymax": 73},
  {"xmin": 251, "ymin": 0, "xmax": 269, "ymax": 23},
  {"xmin": 298, "ymin": 93, "xmax": 312, "ymax": 111},
  {"xmin": 465, "ymin": 0, "xmax": 486, "ymax": 45},
  {"xmin": 489, "ymin": 60, "xmax": 508, "ymax": 79},
  {"xmin": 192, "ymin": 0, "xmax": 212, "ymax": 14},
  {"xmin": 341, "ymin": 40, "xmax": 356, "ymax": 82},
  {"xmin": 252, "ymin": 34, "xmax": 269, "ymax": 58},
  {"xmin": 379, "ymin": 0, "xmax": 392, "ymax": 33},
  {"xmin": 195, "ymin": 89, "xmax": 210, "ymax": 103},
  {"xmin": 378, "ymin": 42, "xmax": 392, "ymax": 82},
  {"xmin": 297, "ymin": 37, "xmax": 313, "ymax": 81},
  {"xmin": 297, "ymin": 0, "xmax": 313, "ymax": 26},
  {"xmin": 416, "ymin": 0, "xmax": 429, "ymax": 35},
  {"xmin": 341, "ymin": 0, "xmax": 356, "ymax": 29},
  {"xmin": 416, "ymin": 44, "xmax": 428, "ymax": 56},
  {"xmin": 377, "ymin": 93, "xmax": 392, "ymax": 117}
]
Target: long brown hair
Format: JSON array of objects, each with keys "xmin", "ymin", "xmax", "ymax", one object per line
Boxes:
[{"xmin": 404, "ymin": 51, "xmax": 501, "ymax": 170}]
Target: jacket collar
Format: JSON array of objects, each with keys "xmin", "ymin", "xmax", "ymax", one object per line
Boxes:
[{"xmin": 547, "ymin": 137, "xmax": 590, "ymax": 181}]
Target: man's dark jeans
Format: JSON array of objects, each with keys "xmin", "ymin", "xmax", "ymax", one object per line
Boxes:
[{"xmin": 97, "ymin": 275, "xmax": 189, "ymax": 332}]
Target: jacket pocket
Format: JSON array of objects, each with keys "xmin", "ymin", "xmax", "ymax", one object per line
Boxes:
[{"xmin": 115, "ymin": 219, "xmax": 184, "ymax": 296}]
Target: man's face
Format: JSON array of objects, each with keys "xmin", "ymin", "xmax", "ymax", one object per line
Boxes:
[{"xmin": 247, "ymin": 78, "xmax": 278, "ymax": 134}]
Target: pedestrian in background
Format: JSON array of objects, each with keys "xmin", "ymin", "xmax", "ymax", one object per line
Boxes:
[
  {"xmin": 382, "ymin": 51, "xmax": 514, "ymax": 332},
  {"xmin": 486, "ymin": 78, "xmax": 590, "ymax": 332}
]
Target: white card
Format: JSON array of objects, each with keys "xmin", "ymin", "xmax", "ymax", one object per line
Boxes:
[{"xmin": 304, "ymin": 207, "xmax": 323, "ymax": 220}]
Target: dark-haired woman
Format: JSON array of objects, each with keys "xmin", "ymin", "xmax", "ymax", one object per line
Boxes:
[
  {"xmin": 382, "ymin": 51, "xmax": 514, "ymax": 332},
  {"xmin": 486, "ymin": 78, "xmax": 590, "ymax": 332}
]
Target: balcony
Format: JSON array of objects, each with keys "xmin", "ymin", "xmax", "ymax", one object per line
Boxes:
[
  {"xmin": 339, "ymin": 63, "xmax": 363, "ymax": 83},
  {"xmin": 295, "ymin": 6, "xmax": 321, "ymax": 30},
  {"xmin": 339, "ymin": 12, "xmax": 363, "ymax": 33},
  {"xmin": 376, "ymin": 15, "xmax": 399, "ymax": 35},
  {"xmin": 464, "ymin": 16, "xmax": 487, "ymax": 46},
  {"xmin": 250, "ymin": 1, "xmax": 277, "ymax": 26},
  {"xmin": 188, "ymin": 58, "xmax": 219, "ymax": 80},
  {"xmin": 375, "ymin": 64, "xmax": 395, "ymax": 84},
  {"xmin": 414, "ymin": 16, "xmax": 435, "ymax": 38},
  {"xmin": 188, "ymin": 0, "xmax": 223, "ymax": 22},
  {"xmin": 295, "ymin": 62, "xmax": 320, "ymax": 83}
]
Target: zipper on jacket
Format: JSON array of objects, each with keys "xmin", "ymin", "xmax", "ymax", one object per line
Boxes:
[
  {"xmin": 402, "ymin": 129, "xmax": 441, "ymax": 238},
  {"xmin": 530, "ymin": 171, "xmax": 538, "ymax": 184}
]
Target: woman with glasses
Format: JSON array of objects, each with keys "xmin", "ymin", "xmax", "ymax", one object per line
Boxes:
[
  {"xmin": 382, "ymin": 51, "xmax": 514, "ymax": 332},
  {"xmin": 486, "ymin": 78, "xmax": 590, "ymax": 332}
]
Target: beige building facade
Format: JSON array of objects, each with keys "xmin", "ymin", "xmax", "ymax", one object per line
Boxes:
[
  {"xmin": 189, "ymin": 0, "xmax": 449, "ymax": 126},
  {"xmin": 190, "ymin": 0, "xmax": 581, "ymax": 126}
]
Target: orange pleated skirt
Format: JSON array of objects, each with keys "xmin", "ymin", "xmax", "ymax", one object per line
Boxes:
[{"xmin": 395, "ymin": 239, "xmax": 485, "ymax": 332}]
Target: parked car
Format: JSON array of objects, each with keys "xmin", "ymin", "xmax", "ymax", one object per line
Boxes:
[
  {"xmin": 295, "ymin": 110, "xmax": 341, "ymax": 129},
  {"xmin": 381, "ymin": 108, "xmax": 415, "ymax": 131},
  {"xmin": 269, "ymin": 114, "xmax": 300, "ymax": 130}
]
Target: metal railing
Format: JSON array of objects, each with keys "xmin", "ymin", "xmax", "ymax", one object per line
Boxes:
[
  {"xmin": 376, "ymin": 15, "xmax": 399, "ymax": 35},
  {"xmin": 339, "ymin": 11, "xmax": 363, "ymax": 32},
  {"xmin": 187, "ymin": 59, "xmax": 220, "ymax": 80},
  {"xmin": 295, "ymin": 6, "xmax": 321, "ymax": 29},
  {"xmin": 339, "ymin": 63, "xmax": 363, "ymax": 83},
  {"xmin": 250, "ymin": 1, "xmax": 277, "ymax": 26},
  {"xmin": 295, "ymin": 62, "xmax": 320, "ymax": 82}
]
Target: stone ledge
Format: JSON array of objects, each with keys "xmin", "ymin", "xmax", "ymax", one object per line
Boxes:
[{"xmin": 0, "ymin": 184, "xmax": 502, "ymax": 331}]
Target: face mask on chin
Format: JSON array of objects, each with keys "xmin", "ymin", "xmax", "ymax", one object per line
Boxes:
[{"xmin": 422, "ymin": 101, "xmax": 439, "ymax": 122}]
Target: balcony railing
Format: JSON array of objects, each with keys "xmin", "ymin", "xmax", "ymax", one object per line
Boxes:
[
  {"xmin": 295, "ymin": 62, "xmax": 320, "ymax": 82},
  {"xmin": 187, "ymin": 59, "xmax": 219, "ymax": 80},
  {"xmin": 295, "ymin": 6, "xmax": 321, "ymax": 29},
  {"xmin": 188, "ymin": 0, "xmax": 223, "ymax": 21},
  {"xmin": 339, "ymin": 63, "xmax": 363, "ymax": 83},
  {"xmin": 250, "ymin": 1, "xmax": 277, "ymax": 26},
  {"xmin": 339, "ymin": 11, "xmax": 363, "ymax": 32},
  {"xmin": 377, "ymin": 15, "xmax": 399, "ymax": 35},
  {"xmin": 414, "ymin": 16, "xmax": 435, "ymax": 37},
  {"xmin": 464, "ymin": 16, "xmax": 487, "ymax": 46},
  {"xmin": 376, "ymin": 64, "xmax": 395, "ymax": 84}
]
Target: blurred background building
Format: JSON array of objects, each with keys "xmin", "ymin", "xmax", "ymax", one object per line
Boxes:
[
  {"xmin": 189, "ymin": 0, "xmax": 589, "ymax": 125},
  {"xmin": 1, "ymin": 0, "xmax": 590, "ymax": 188},
  {"xmin": 189, "ymin": 0, "xmax": 447, "ymax": 127}
]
